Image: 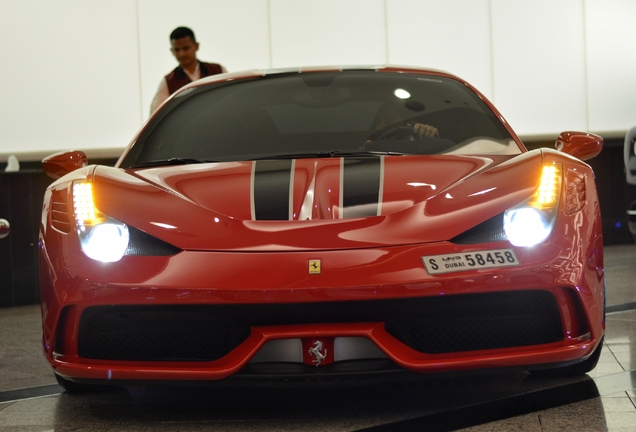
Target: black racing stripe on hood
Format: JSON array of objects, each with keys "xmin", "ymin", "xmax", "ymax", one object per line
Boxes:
[
  {"xmin": 342, "ymin": 158, "xmax": 382, "ymax": 219},
  {"xmin": 253, "ymin": 160, "xmax": 292, "ymax": 220}
]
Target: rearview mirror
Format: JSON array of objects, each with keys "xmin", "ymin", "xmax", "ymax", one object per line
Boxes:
[
  {"xmin": 555, "ymin": 132, "xmax": 603, "ymax": 161},
  {"xmin": 42, "ymin": 151, "xmax": 88, "ymax": 179}
]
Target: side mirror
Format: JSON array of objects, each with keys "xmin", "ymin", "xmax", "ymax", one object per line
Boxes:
[
  {"xmin": 42, "ymin": 151, "xmax": 88, "ymax": 179},
  {"xmin": 0, "ymin": 219, "xmax": 9, "ymax": 239},
  {"xmin": 555, "ymin": 131, "xmax": 603, "ymax": 161}
]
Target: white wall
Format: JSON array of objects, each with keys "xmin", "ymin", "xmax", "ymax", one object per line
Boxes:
[
  {"xmin": 490, "ymin": 0, "xmax": 589, "ymax": 135},
  {"xmin": 269, "ymin": 0, "xmax": 387, "ymax": 67},
  {"xmin": 1, "ymin": 0, "xmax": 635, "ymax": 161},
  {"xmin": 386, "ymin": 0, "xmax": 493, "ymax": 100},
  {"xmin": 585, "ymin": 0, "xmax": 636, "ymax": 132},
  {"xmin": 0, "ymin": 0, "xmax": 142, "ymax": 157}
]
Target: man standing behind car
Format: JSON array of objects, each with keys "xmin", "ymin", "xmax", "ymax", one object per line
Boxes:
[{"xmin": 150, "ymin": 26, "xmax": 227, "ymax": 113}]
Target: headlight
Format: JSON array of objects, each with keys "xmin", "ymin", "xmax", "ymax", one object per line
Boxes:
[
  {"xmin": 73, "ymin": 181, "xmax": 129, "ymax": 262},
  {"xmin": 504, "ymin": 164, "xmax": 562, "ymax": 247}
]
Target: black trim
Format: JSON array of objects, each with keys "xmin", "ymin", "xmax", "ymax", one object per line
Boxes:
[
  {"xmin": 342, "ymin": 158, "xmax": 382, "ymax": 218},
  {"xmin": 253, "ymin": 160, "xmax": 292, "ymax": 220},
  {"xmin": 66, "ymin": 359, "xmax": 416, "ymax": 389},
  {"xmin": 125, "ymin": 226, "xmax": 181, "ymax": 256},
  {"xmin": 450, "ymin": 212, "xmax": 508, "ymax": 244}
]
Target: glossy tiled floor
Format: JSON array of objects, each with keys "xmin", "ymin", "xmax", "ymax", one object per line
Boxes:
[{"xmin": 1, "ymin": 244, "xmax": 635, "ymax": 431}]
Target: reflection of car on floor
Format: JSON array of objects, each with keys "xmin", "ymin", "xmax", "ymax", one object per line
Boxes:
[
  {"xmin": 39, "ymin": 65, "xmax": 606, "ymax": 391},
  {"xmin": 624, "ymin": 126, "xmax": 636, "ymax": 242}
]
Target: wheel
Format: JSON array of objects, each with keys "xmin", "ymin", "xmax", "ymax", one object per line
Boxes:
[{"xmin": 531, "ymin": 337, "xmax": 604, "ymax": 377}]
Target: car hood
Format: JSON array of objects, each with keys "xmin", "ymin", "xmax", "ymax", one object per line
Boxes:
[{"xmin": 93, "ymin": 152, "xmax": 543, "ymax": 251}]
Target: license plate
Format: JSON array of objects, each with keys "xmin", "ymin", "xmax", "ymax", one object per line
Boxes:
[{"xmin": 422, "ymin": 249, "xmax": 520, "ymax": 275}]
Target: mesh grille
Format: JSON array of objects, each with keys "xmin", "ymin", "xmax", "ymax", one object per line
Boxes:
[
  {"xmin": 77, "ymin": 291, "xmax": 564, "ymax": 361},
  {"xmin": 78, "ymin": 307, "xmax": 251, "ymax": 361},
  {"xmin": 125, "ymin": 226, "xmax": 181, "ymax": 256},
  {"xmin": 450, "ymin": 213, "xmax": 507, "ymax": 245},
  {"xmin": 385, "ymin": 290, "xmax": 563, "ymax": 353}
]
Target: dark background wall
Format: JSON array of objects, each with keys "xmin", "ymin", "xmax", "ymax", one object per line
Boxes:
[
  {"xmin": 0, "ymin": 140, "xmax": 632, "ymax": 308},
  {"xmin": 584, "ymin": 139, "xmax": 634, "ymax": 245},
  {"xmin": 0, "ymin": 157, "xmax": 117, "ymax": 308},
  {"xmin": 0, "ymin": 170, "xmax": 52, "ymax": 307}
]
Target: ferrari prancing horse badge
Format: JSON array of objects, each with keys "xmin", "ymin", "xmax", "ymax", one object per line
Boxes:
[
  {"xmin": 308, "ymin": 340, "xmax": 327, "ymax": 365},
  {"xmin": 309, "ymin": 259, "xmax": 321, "ymax": 274}
]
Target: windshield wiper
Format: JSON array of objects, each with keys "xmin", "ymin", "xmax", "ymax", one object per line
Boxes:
[
  {"xmin": 248, "ymin": 150, "xmax": 408, "ymax": 161},
  {"xmin": 329, "ymin": 150, "xmax": 409, "ymax": 157},
  {"xmin": 130, "ymin": 158, "xmax": 215, "ymax": 168},
  {"xmin": 132, "ymin": 151, "xmax": 410, "ymax": 167}
]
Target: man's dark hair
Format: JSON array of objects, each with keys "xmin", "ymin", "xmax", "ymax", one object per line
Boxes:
[{"xmin": 170, "ymin": 27, "xmax": 196, "ymax": 42}]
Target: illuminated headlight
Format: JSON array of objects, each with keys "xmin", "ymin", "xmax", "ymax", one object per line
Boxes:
[
  {"xmin": 504, "ymin": 164, "xmax": 562, "ymax": 247},
  {"xmin": 73, "ymin": 181, "xmax": 129, "ymax": 262},
  {"xmin": 504, "ymin": 207, "xmax": 553, "ymax": 246}
]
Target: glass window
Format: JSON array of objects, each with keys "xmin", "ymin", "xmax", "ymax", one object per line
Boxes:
[{"xmin": 123, "ymin": 71, "xmax": 519, "ymax": 168}]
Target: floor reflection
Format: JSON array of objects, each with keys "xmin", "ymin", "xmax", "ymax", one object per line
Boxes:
[{"xmin": 31, "ymin": 371, "xmax": 613, "ymax": 431}]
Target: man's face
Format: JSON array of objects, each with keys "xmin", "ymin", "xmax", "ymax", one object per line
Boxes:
[{"xmin": 170, "ymin": 36, "xmax": 199, "ymax": 70}]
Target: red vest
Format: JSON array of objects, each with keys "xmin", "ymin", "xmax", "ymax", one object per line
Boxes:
[{"xmin": 165, "ymin": 62, "xmax": 224, "ymax": 95}]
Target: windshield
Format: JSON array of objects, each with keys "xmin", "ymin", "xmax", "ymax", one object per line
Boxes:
[{"xmin": 121, "ymin": 71, "xmax": 519, "ymax": 168}]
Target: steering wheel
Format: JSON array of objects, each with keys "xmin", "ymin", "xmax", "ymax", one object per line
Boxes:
[{"xmin": 376, "ymin": 126, "xmax": 423, "ymax": 141}]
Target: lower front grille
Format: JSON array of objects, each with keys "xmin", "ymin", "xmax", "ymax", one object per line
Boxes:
[
  {"xmin": 385, "ymin": 290, "xmax": 563, "ymax": 353},
  {"xmin": 78, "ymin": 307, "xmax": 251, "ymax": 361},
  {"xmin": 77, "ymin": 290, "xmax": 565, "ymax": 361}
]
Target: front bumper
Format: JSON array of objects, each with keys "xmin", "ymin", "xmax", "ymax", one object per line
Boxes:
[{"xmin": 41, "ymin": 238, "xmax": 604, "ymax": 382}]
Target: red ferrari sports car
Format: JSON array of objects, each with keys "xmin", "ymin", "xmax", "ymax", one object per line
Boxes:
[{"xmin": 39, "ymin": 66, "xmax": 605, "ymax": 391}]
